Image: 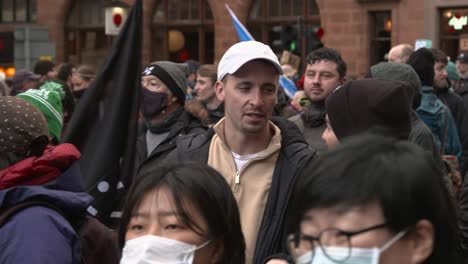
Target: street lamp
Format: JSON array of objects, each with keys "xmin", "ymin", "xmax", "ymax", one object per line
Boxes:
[{"xmin": 104, "ymin": 1, "xmax": 131, "ymax": 36}]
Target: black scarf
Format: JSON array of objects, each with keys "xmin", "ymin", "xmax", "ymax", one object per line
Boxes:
[{"xmin": 146, "ymin": 108, "xmax": 184, "ymax": 134}]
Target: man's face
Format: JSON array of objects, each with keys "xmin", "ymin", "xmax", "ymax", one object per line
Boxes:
[
  {"xmin": 303, "ymin": 60, "xmax": 344, "ymax": 103},
  {"xmin": 456, "ymin": 61, "xmax": 468, "ymax": 79},
  {"xmin": 433, "ymin": 62, "xmax": 448, "ymax": 89},
  {"xmin": 194, "ymin": 74, "xmax": 215, "ymax": 104},
  {"xmin": 216, "ymin": 60, "xmax": 279, "ymax": 135}
]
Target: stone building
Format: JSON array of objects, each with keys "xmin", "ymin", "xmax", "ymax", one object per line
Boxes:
[{"xmin": 0, "ymin": 0, "xmax": 467, "ymax": 77}]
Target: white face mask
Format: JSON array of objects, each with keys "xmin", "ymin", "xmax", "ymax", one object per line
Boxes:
[
  {"xmin": 120, "ymin": 235, "xmax": 211, "ymax": 264},
  {"xmin": 296, "ymin": 229, "xmax": 407, "ymax": 264}
]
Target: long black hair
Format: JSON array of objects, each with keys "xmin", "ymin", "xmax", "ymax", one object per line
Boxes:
[
  {"xmin": 118, "ymin": 162, "xmax": 246, "ymax": 264},
  {"xmin": 288, "ymin": 133, "xmax": 462, "ymax": 264}
]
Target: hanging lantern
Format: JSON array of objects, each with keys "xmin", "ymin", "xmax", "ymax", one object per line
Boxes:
[
  {"xmin": 168, "ymin": 30, "xmax": 186, "ymax": 53},
  {"xmin": 385, "ymin": 17, "xmax": 392, "ymax": 32}
]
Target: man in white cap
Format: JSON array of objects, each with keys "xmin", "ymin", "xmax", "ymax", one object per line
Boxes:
[{"xmin": 140, "ymin": 41, "xmax": 314, "ymax": 263}]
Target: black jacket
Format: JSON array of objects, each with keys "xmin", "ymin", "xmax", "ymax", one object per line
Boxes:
[
  {"xmin": 131, "ymin": 111, "xmax": 207, "ymax": 186},
  {"xmin": 435, "ymin": 87, "xmax": 468, "ymax": 175},
  {"xmin": 140, "ymin": 117, "xmax": 315, "ymax": 263}
]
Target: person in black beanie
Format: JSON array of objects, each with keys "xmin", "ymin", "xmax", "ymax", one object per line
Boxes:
[
  {"xmin": 406, "ymin": 48, "xmax": 462, "ymax": 160},
  {"xmin": 132, "ymin": 61, "xmax": 207, "ymax": 183},
  {"xmin": 33, "ymin": 59, "xmax": 58, "ymax": 82},
  {"xmin": 323, "ymin": 79, "xmax": 412, "ymax": 148}
]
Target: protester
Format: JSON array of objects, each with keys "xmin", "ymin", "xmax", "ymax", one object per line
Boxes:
[
  {"xmin": 133, "ymin": 61, "xmax": 207, "ymax": 181},
  {"xmin": 456, "ymin": 53, "xmax": 468, "ymax": 79},
  {"xmin": 289, "ymin": 47, "xmax": 347, "ymax": 154},
  {"xmin": 407, "ymin": 48, "xmax": 461, "ymax": 159},
  {"xmin": 193, "ymin": 64, "xmax": 224, "ymax": 125},
  {"xmin": 119, "ymin": 162, "xmax": 245, "ymax": 264},
  {"xmin": 150, "ymin": 40, "xmax": 313, "ymax": 264},
  {"xmin": 17, "ymin": 81, "xmax": 65, "ymax": 144},
  {"xmin": 0, "ymin": 97, "xmax": 120, "ymax": 263},
  {"xmin": 72, "ymin": 64, "xmax": 96, "ymax": 100},
  {"xmin": 323, "ymin": 79, "xmax": 412, "ymax": 148},
  {"xmin": 57, "ymin": 63, "xmax": 76, "ymax": 91},
  {"xmin": 185, "ymin": 60, "xmax": 200, "ymax": 90},
  {"xmin": 10, "ymin": 69, "xmax": 40, "ymax": 95},
  {"xmin": 284, "ymin": 134, "xmax": 462, "ymax": 264},
  {"xmin": 454, "ymin": 54, "xmax": 468, "ymax": 110},
  {"xmin": 430, "ymin": 48, "xmax": 468, "ymax": 176},
  {"xmin": 368, "ymin": 62, "xmax": 442, "ymax": 165},
  {"xmin": 33, "ymin": 59, "xmax": 58, "ymax": 82},
  {"xmin": 387, "ymin": 43, "xmax": 414, "ymax": 63},
  {"xmin": 447, "ymin": 61, "xmax": 463, "ymax": 91}
]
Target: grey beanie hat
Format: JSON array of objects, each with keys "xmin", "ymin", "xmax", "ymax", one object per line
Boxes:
[
  {"xmin": 370, "ymin": 62, "xmax": 421, "ymax": 105},
  {"xmin": 143, "ymin": 61, "xmax": 187, "ymax": 104}
]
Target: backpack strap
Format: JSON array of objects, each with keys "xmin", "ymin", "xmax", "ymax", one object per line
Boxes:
[{"xmin": 0, "ymin": 200, "xmax": 65, "ymax": 228}]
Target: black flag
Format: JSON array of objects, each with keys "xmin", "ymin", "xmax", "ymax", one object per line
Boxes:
[{"xmin": 63, "ymin": 0, "xmax": 142, "ymax": 225}]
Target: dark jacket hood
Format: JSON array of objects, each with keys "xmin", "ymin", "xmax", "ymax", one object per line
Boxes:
[{"xmin": 0, "ymin": 144, "xmax": 92, "ymax": 218}]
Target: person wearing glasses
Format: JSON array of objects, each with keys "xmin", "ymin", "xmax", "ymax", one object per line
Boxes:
[{"xmin": 279, "ymin": 134, "xmax": 462, "ymax": 264}]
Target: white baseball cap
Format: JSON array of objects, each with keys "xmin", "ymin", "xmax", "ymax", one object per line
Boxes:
[{"xmin": 217, "ymin": 41, "xmax": 283, "ymax": 81}]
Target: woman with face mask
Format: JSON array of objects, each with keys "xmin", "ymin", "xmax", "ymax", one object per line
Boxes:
[
  {"xmin": 133, "ymin": 62, "xmax": 207, "ymax": 183},
  {"xmin": 118, "ymin": 162, "xmax": 246, "ymax": 264},
  {"xmin": 281, "ymin": 134, "xmax": 462, "ymax": 264}
]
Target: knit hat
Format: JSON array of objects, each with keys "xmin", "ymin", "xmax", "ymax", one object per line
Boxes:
[
  {"xmin": 446, "ymin": 61, "xmax": 460, "ymax": 81},
  {"xmin": 0, "ymin": 97, "xmax": 48, "ymax": 156},
  {"xmin": 369, "ymin": 62, "xmax": 421, "ymax": 106},
  {"xmin": 17, "ymin": 81, "xmax": 65, "ymax": 143},
  {"xmin": 406, "ymin": 48, "xmax": 435, "ymax": 87},
  {"xmin": 142, "ymin": 61, "xmax": 187, "ymax": 105},
  {"xmin": 326, "ymin": 79, "xmax": 412, "ymax": 141}
]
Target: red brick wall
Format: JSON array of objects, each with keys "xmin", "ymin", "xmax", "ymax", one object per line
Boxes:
[
  {"xmin": 0, "ymin": 0, "xmax": 428, "ymax": 75},
  {"xmin": 316, "ymin": 0, "xmax": 426, "ymax": 77}
]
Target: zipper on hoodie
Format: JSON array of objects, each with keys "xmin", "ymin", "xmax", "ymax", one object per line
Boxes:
[{"xmin": 234, "ymin": 171, "xmax": 240, "ymax": 192}]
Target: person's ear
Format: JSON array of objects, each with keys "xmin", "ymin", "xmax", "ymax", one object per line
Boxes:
[
  {"xmin": 215, "ymin": 80, "xmax": 225, "ymax": 102},
  {"xmin": 408, "ymin": 219, "xmax": 434, "ymax": 264}
]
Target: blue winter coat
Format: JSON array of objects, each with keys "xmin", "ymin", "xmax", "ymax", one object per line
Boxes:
[
  {"xmin": 416, "ymin": 86, "xmax": 462, "ymax": 158},
  {"xmin": 0, "ymin": 163, "xmax": 93, "ymax": 264}
]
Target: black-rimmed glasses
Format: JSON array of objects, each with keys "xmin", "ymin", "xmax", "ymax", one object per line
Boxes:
[{"xmin": 289, "ymin": 223, "xmax": 388, "ymax": 263}]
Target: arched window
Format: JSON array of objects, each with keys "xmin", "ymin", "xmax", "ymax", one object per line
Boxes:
[
  {"xmin": 66, "ymin": 0, "xmax": 111, "ymax": 67},
  {"xmin": 248, "ymin": 0, "xmax": 320, "ymax": 62},
  {"xmin": 152, "ymin": 0, "xmax": 214, "ymax": 63}
]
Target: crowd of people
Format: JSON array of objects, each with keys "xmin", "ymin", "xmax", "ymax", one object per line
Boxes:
[{"xmin": 1, "ymin": 39, "xmax": 468, "ymax": 264}]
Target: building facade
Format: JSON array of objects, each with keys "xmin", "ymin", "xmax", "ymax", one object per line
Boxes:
[{"xmin": 0, "ymin": 0, "xmax": 467, "ymax": 78}]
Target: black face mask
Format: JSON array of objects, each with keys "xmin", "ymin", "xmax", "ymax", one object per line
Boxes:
[{"xmin": 141, "ymin": 88, "xmax": 168, "ymax": 118}]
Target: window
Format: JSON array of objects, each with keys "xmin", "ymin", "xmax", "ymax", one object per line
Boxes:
[
  {"xmin": 248, "ymin": 0, "xmax": 321, "ymax": 63},
  {"xmin": 0, "ymin": 0, "xmax": 37, "ymax": 23},
  {"xmin": 369, "ymin": 11, "xmax": 392, "ymax": 65},
  {"xmin": 440, "ymin": 8, "xmax": 468, "ymax": 60}
]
